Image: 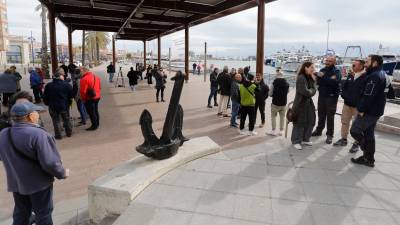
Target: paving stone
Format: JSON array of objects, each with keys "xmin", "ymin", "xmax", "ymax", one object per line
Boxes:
[
  {"xmin": 335, "ymin": 186, "xmax": 384, "ymax": 210},
  {"xmin": 309, "ymin": 203, "xmax": 358, "ymax": 225},
  {"xmin": 271, "ymin": 199, "xmax": 315, "ymax": 225},
  {"xmin": 270, "ymin": 180, "xmax": 307, "ymax": 202},
  {"xmin": 235, "ymin": 176, "xmax": 270, "ymax": 197},
  {"xmin": 233, "ymin": 194, "xmax": 273, "ymax": 223},
  {"xmin": 302, "ymin": 183, "xmax": 344, "ymax": 205},
  {"xmin": 351, "ymin": 208, "xmax": 398, "ymax": 225},
  {"xmin": 195, "ymin": 190, "xmax": 235, "ymax": 218}
]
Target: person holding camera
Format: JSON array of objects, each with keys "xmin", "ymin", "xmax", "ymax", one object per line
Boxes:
[
  {"xmin": 291, "ymin": 62, "xmax": 317, "ymax": 150},
  {"xmin": 107, "ymin": 62, "xmax": 115, "ymax": 83},
  {"xmin": 0, "ymin": 101, "xmax": 69, "ymax": 225},
  {"xmin": 43, "ymin": 69, "xmax": 74, "ymax": 139},
  {"xmin": 311, "ymin": 56, "xmax": 341, "ymax": 144},
  {"xmin": 154, "ymin": 68, "xmax": 167, "ymax": 102},
  {"xmin": 80, "ymin": 67, "xmax": 101, "ymax": 131}
]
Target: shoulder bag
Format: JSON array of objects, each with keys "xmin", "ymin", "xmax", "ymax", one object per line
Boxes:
[{"xmin": 86, "ymin": 76, "xmax": 97, "ymax": 99}]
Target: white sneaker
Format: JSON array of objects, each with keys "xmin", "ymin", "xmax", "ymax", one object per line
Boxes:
[
  {"xmin": 277, "ymin": 130, "xmax": 283, "ymax": 136},
  {"xmin": 239, "ymin": 130, "xmax": 247, "ymax": 135},
  {"xmin": 293, "ymin": 144, "xmax": 303, "ymax": 150},
  {"xmin": 302, "ymin": 141, "xmax": 313, "ymax": 146},
  {"xmin": 267, "ymin": 130, "xmax": 277, "ymax": 136},
  {"xmin": 249, "ymin": 131, "xmax": 258, "ymax": 136}
]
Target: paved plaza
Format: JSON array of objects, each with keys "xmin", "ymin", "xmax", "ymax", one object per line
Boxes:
[{"xmin": 1, "ymin": 65, "xmax": 400, "ymax": 225}]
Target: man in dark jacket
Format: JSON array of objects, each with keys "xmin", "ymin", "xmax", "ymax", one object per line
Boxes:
[
  {"xmin": 312, "ymin": 56, "xmax": 342, "ymax": 144},
  {"xmin": 60, "ymin": 62, "xmax": 68, "ymax": 78},
  {"xmin": 333, "ymin": 60, "xmax": 366, "ymax": 153},
  {"xmin": 0, "ymin": 101, "xmax": 69, "ymax": 225},
  {"xmin": 217, "ymin": 66, "xmax": 231, "ymax": 117},
  {"xmin": 268, "ymin": 70, "xmax": 290, "ymax": 136},
  {"xmin": 230, "ymin": 73, "xmax": 242, "ymax": 127},
  {"xmin": 43, "ymin": 69, "xmax": 74, "ymax": 139},
  {"xmin": 350, "ymin": 55, "xmax": 387, "ymax": 167},
  {"xmin": 207, "ymin": 68, "xmax": 219, "ymax": 108},
  {"xmin": 107, "ymin": 62, "xmax": 116, "ymax": 83},
  {"xmin": 255, "ymin": 73, "xmax": 269, "ymax": 127}
]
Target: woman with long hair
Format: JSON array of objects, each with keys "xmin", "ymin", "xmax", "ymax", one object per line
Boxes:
[{"xmin": 291, "ymin": 62, "xmax": 317, "ymax": 150}]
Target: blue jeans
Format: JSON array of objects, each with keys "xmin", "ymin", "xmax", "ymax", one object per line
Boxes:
[
  {"xmin": 109, "ymin": 73, "xmax": 115, "ymax": 82},
  {"xmin": 208, "ymin": 86, "xmax": 218, "ymax": 106},
  {"xmin": 13, "ymin": 185, "xmax": 54, "ymax": 225},
  {"xmin": 231, "ymin": 100, "xmax": 240, "ymax": 126},
  {"xmin": 76, "ymin": 99, "xmax": 88, "ymax": 123}
]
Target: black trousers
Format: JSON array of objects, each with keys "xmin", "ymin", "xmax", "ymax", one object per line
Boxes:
[
  {"xmin": 255, "ymin": 100, "xmax": 266, "ymax": 124},
  {"xmin": 315, "ymin": 96, "xmax": 338, "ymax": 137},
  {"xmin": 240, "ymin": 106, "xmax": 256, "ymax": 131},
  {"xmin": 13, "ymin": 185, "xmax": 53, "ymax": 225},
  {"xmin": 84, "ymin": 99, "xmax": 100, "ymax": 128},
  {"xmin": 2, "ymin": 92, "xmax": 14, "ymax": 106},
  {"xmin": 156, "ymin": 87, "xmax": 165, "ymax": 101},
  {"xmin": 32, "ymin": 86, "xmax": 41, "ymax": 103},
  {"xmin": 350, "ymin": 115, "xmax": 379, "ymax": 162},
  {"xmin": 49, "ymin": 109, "xmax": 72, "ymax": 137}
]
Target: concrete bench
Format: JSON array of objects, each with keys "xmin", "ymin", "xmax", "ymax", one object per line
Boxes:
[{"xmin": 88, "ymin": 136, "xmax": 221, "ymax": 224}]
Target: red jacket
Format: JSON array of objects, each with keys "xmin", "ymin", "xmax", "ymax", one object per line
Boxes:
[{"xmin": 80, "ymin": 71, "xmax": 101, "ymax": 102}]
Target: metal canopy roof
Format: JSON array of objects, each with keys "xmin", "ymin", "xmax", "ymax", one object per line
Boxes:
[{"xmin": 40, "ymin": 0, "xmax": 275, "ymax": 41}]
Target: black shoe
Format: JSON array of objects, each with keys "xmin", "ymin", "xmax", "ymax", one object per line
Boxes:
[
  {"xmin": 86, "ymin": 127, "xmax": 97, "ymax": 131},
  {"xmin": 351, "ymin": 156, "xmax": 375, "ymax": 167},
  {"xmin": 333, "ymin": 138, "xmax": 348, "ymax": 147},
  {"xmin": 349, "ymin": 143, "xmax": 360, "ymax": 153},
  {"xmin": 217, "ymin": 113, "xmax": 222, "ymax": 116},
  {"xmin": 214, "ymin": 103, "xmax": 218, "ymax": 107},
  {"xmin": 55, "ymin": 135, "xmax": 62, "ymax": 140},
  {"xmin": 326, "ymin": 136, "xmax": 333, "ymax": 144},
  {"xmin": 66, "ymin": 133, "xmax": 72, "ymax": 138},
  {"xmin": 156, "ymin": 99, "xmax": 159, "ymax": 102},
  {"xmin": 223, "ymin": 114, "xmax": 230, "ymax": 118},
  {"xmin": 207, "ymin": 105, "xmax": 213, "ymax": 108},
  {"xmin": 311, "ymin": 130, "xmax": 322, "ymax": 137},
  {"xmin": 161, "ymin": 99, "xmax": 165, "ymax": 102}
]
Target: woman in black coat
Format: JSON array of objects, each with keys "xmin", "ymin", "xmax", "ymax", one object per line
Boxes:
[
  {"xmin": 146, "ymin": 65, "xmax": 153, "ymax": 86},
  {"xmin": 291, "ymin": 62, "xmax": 317, "ymax": 150},
  {"xmin": 127, "ymin": 67, "xmax": 138, "ymax": 91}
]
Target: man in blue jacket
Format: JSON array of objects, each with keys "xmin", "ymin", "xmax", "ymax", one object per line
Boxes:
[
  {"xmin": 43, "ymin": 69, "xmax": 74, "ymax": 139},
  {"xmin": 333, "ymin": 60, "xmax": 367, "ymax": 153},
  {"xmin": 29, "ymin": 68, "xmax": 43, "ymax": 104},
  {"xmin": 312, "ymin": 56, "xmax": 341, "ymax": 144},
  {"xmin": 350, "ymin": 55, "xmax": 387, "ymax": 167},
  {"xmin": 0, "ymin": 101, "xmax": 69, "ymax": 225}
]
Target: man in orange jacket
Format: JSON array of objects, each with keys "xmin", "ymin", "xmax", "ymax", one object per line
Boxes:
[{"xmin": 79, "ymin": 67, "xmax": 101, "ymax": 131}]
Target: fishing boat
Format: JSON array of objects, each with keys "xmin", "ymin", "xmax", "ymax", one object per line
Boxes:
[{"xmin": 377, "ymin": 45, "xmax": 398, "ymax": 75}]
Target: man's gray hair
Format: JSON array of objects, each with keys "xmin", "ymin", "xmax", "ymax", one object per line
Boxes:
[{"xmin": 223, "ymin": 66, "xmax": 229, "ymax": 73}]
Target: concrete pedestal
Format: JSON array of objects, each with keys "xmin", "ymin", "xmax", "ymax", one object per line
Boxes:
[{"xmin": 88, "ymin": 136, "xmax": 221, "ymax": 224}]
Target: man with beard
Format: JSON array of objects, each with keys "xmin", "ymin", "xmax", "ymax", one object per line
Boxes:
[
  {"xmin": 312, "ymin": 56, "xmax": 341, "ymax": 144},
  {"xmin": 350, "ymin": 55, "xmax": 387, "ymax": 167}
]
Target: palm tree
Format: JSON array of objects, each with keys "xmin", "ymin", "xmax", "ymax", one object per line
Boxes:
[
  {"xmin": 85, "ymin": 32, "xmax": 111, "ymax": 64},
  {"xmin": 35, "ymin": 3, "xmax": 50, "ymax": 78}
]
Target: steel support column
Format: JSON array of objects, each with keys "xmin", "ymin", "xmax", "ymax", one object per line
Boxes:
[
  {"xmin": 68, "ymin": 26, "xmax": 73, "ymax": 65},
  {"xmin": 112, "ymin": 36, "xmax": 116, "ymax": 67},
  {"xmin": 143, "ymin": 40, "xmax": 147, "ymax": 69},
  {"xmin": 48, "ymin": 4, "xmax": 58, "ymax": 74},
  {"xmin": 256, "ymin": 0, "xmax": 265, "ymax": 77},
  {"xmin": 184, "ymin": 24, "xmax": 189, "ymax": 80},
  {"xmin": 158, "ymin": 35, "xmax": 161, "ymax": 67},
  {"xmin": 82, "ymin": 30, "xmax": 85, "ymax": 66}
]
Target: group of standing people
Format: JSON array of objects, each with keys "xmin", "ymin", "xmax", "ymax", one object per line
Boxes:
[
  {"xmin": 207, "ymin": 66, "xmax": 290, "ymax": 136},
  {"xmin": 291, "ymin": 55, "xmax": 393, "ymax": 168}
]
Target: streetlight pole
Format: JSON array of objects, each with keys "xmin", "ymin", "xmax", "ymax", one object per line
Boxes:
[
  {"xmin": 326, "ymin": 19, "xmax": 332, "ymax": 55},
  {"xmin": 28, "ymin": 31, "xmax": 35, "ymax": 65}
]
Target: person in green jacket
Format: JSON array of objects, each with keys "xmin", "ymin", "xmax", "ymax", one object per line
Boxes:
[{"xmin": 239, "ymin": 74, "xmax": 258, "ymax": 136}]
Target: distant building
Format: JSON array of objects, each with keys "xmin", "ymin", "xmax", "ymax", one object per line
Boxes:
[
  {"xmin": 7, "ymin": 35, "xmax": 30, "ymax": 64},
  {"xmin": 0, "ymin": 0, "xmax": 8, "ymax": 65}
]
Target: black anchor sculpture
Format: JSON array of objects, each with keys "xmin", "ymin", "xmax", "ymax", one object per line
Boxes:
[{"xmin": 136, "ymin": 71, "xmax": 189, "ymax": 160}]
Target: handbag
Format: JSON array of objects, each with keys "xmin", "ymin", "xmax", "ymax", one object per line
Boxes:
[
  {"xmin": 286, "ymin": 108, "xmax": 297, "ymax": 123},
  {"xmin": 86, "ymin": 76, "xmax": 97, "ymax": 99}
]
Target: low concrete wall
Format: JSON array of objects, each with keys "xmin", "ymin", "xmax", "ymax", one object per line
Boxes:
[{"xmin": 88, "ymin": 136, "xmax": 221, "ymax": 224}]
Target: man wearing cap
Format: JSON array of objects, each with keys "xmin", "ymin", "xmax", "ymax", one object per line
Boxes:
[
  {"xmin": 43, "ymin": 69, "xmax": 74, "ymax": 139},
  {"xmin": 0, "ymin": 102, "xmax": 69, "ymax": 225}
]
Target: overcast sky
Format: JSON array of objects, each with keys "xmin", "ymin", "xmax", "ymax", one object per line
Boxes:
[{"xmin": 7, "ymin": 0, "xmax": 400, "ymax": 57}]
